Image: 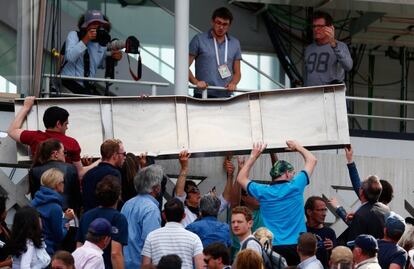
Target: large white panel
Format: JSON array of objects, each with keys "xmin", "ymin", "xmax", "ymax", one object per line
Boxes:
[{"xmin": 13, "ymin": 85, "xmax": 349, "ymax": 160}]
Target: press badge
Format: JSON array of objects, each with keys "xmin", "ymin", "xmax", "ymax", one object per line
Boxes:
[{"xmin": 218, "ymin": 64, "xmax": 231, "ymax": 79}]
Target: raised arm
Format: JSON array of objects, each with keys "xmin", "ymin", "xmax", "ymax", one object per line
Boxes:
[
  {"xmin": 345, "ymin": 145, "xmax": 362, "ymax": 197},
  {"xmin": 286, "ymin": 140, "xmax": 317, "ymax": 176},
  {"xmin": 175, "ymin": 150, "xmax": 191, "ymax": 197},
  {"xmin": 222, "ymin": 157, "xmax": 235, "ymax": 202},
  {"xmin": 237, "ymin": 142, "xmax": 267, "ymax": 190},
  {"xmin": 8, "ymin": 96, "xmax": 35, "ymax": 142},
  {"xmin": 230, "ymin": 156, "xmax": 245, "ymax": 207},
  {"xmin": 327, "ymin": 26, "xmax": 353, "ymax": 71},
  {"xmin": 270, "ymin": 152, "xmax": 278, "ymax": 166}
]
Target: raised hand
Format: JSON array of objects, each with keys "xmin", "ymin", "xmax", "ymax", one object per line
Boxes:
[
  {"xmin": 250, "ymin": 142, "xmax": 267, "ymax": 160},
  {"xmin": 179, "ymin": 150, "xmax": 191, "ymax": 170}
]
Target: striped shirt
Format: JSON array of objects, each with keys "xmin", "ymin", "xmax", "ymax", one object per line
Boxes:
[{"xmin": 141, "ymin": 222, "xmax": 203, "ymax": 269}]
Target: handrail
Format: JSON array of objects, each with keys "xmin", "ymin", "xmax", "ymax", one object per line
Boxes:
[
  {"xmin": 346, "ymin": 96, "xmax": 414, "ymax": 123},
  {"xmin": 348, "ymin": 114, "xmax": 414, "ymax": 122},
  {"xmin": 43, "ymin": 74, "xmax": 169, "ymax": 97},
  {"xmin": 188, "ymin": 84, "xmax": 257, "ymax": 99},
  {"xmin": 241, "ymin": 59, "xmax": 286, "ymax": 89},
  {"xmin": 43, "ymin": 74, "xmax": 169, "ymax": 86},
  {"xmin": 346, "ymin": 96, "xmax": 414, "ymax": 105}
]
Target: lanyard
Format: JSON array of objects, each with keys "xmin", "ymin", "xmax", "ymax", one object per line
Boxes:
[{"xmin": 213, "ymin": 35, "xmax": 228, "ymax": 66}]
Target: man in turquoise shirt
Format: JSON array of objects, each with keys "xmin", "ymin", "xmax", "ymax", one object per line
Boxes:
[{"xmin": 237, "ymin": 140, "xmax": 317, "ymax": 266}]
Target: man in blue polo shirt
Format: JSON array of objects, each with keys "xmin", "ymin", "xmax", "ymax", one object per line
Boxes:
[
  {"xmin": 189, "ymin": 7, "xmax": 242, "ymax": 98},
  {"xmin": 237, "ymin": 140, "xmax": 317, "ymax": 266}
]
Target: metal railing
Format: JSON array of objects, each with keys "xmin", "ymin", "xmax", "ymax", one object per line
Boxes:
[
  {"xmin": 346, "ymin": 96, "xmax": 414, "ymax": 122},
  {"xmin": 43, "ymin": 74, "xmax": 170, "ymax": 97},
  {"xmin": 188, "ymin": 84, "xmax": 251, "ymax": 99}
]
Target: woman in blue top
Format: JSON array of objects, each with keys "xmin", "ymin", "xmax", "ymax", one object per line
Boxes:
[{"xmin": 31, "ymin": 168, "xmax": 75, "ymax": 256}]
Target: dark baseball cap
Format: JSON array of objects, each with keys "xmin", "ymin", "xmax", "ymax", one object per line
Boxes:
[
  {"xmin": 385, "ymin": 212, "xmax": 405, "ymax": 236},
  {"xmin": 81, "ymin": 10, "xmax": 109, "ymax": 28},
  {"xmin": 347, "ymin": 234, "xmax": 378, "ymax": 252},
  {"xmin": 88, "ymin": 218, "xmax": 112, "ymax": 236}
]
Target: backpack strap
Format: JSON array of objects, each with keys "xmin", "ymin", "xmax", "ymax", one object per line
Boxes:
[{"xmin": 241, "ymin": 237, "xmax": 262, "ymax": 250}]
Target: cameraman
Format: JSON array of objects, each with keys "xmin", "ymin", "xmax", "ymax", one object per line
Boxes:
[{"xmin": 61, "ymin": 10, "xmax": 122, "ymax": 95}]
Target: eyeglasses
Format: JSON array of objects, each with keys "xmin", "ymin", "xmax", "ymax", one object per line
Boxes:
[
  {"xmin": 117, "ymin": 152, "xmax": 127, "ymax": 157},
  {"xmin": 312, "ymin": 24, "xmax": 326, "ymax": 29}
]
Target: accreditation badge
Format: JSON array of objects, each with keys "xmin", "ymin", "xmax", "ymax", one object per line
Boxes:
[{"xmin": 218, "ymin": 64, "xmax": 231, "ymax": 79}]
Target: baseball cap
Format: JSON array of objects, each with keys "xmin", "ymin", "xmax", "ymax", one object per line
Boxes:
[
  {"xmin": 81, "ymin": 10, "xmax": 109, "ymax": 28},
  {"xmin": 347, "ymin": 234, "xmax": 378, "ymax": 252},
  {"xmin": 385, "ymin": 212, "xmax": 406, "ymax": 237},
  {"xmin": 269, "ymin": 160, "xmax": 294, "ymax": 179},
  {"xmin": 88, "ymin": 218, "xmax": 112, "ymax": 236},
  {"xmin": 330, "ymin": 246, "xmax": 353, "ymax": 264}
]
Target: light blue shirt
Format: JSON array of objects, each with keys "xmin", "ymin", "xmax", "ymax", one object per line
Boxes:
[
  {"xmin": 61, "ymin": 31, "xmax": 106, "ymax": 83},
  {"xmin": 247, "ymin": 171, "xmax": 309, "ymax": 245},
  {"xmin": 121, "ymin": 194, "xmax": 161, "ymax": 269},
  {"xmin": 189, "ymin": 30, "xmax": 242, "ymax": 98},
  {"xmin": 298, "ymin": 255, "xmax": 324, "ymax": 269},
  {"xmin": 186, "ymin": 216, "xmax": 231, "ymax": 248}
]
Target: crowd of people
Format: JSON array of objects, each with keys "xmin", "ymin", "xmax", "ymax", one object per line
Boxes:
[
  {"xmin": 2, "ymin": 5, "xmax": 412, "ymax": 269},
  {"xmin": 3, "ymin": 93, "xmax": 414, "ymax": 269}
]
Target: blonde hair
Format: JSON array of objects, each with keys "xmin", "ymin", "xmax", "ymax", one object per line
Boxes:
[
  {"xmin": 234, "ymin": 249, "xmax": 264, "ymax": 269},
  {"xmin": 398, "ymin": 224, "xmax": 414, "ymax": 251},
  {"xmin": 40, "ymin": 168, "xmax": 64, "ymax": 189},
  {"xmin": 254, "ymin": 227, "xmax": 274, "ymax": 248}
]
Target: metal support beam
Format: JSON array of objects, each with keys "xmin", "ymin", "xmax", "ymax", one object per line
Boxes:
[
  {"xmin": 174, "ymin": 0, "xmax": 189, "ymax": 95},
  {"xmin": 16, "ymin": 0, "xmax": 36, "ymax": 96},
  {"xmin": 400, "ymin": 47, "xmax": 408, "ymax": 132},
  {"xmin": 33, "ymin": 0, "xmax": 47, "ymax": 97},
  {"xmin": 368, "ymin": 54, "xmax": 375, "ymax": 131}
]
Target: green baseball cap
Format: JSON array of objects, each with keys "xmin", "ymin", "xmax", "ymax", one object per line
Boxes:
[{"xmin": 269, "ymin": 160, "xmax": 294, "ymax": 179}]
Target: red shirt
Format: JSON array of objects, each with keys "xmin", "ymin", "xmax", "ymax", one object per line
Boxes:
[{"xmin": 20, "ymin": 130, "xmax": 81, "ymax": 163}]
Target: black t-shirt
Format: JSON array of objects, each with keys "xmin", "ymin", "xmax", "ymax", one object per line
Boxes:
[
  {"xmin": 307, "ymin": 225, "xmax": 337, "ymax": 268},
  {"xmin": 378, "ymin": 239, "xmax": 407, "ymax": 269}
]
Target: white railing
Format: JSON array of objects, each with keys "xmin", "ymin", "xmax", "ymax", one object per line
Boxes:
[
  {"xmin": 188, "ymin": 84, "xmax": 252, "ymax": 99},
  {"xmin": 43, "ymin": 74, "xmax": 170, "ymax": 97},
  {"xmin": 346, "ymin": 96, "xmax": 414, "ymax": 122}
]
